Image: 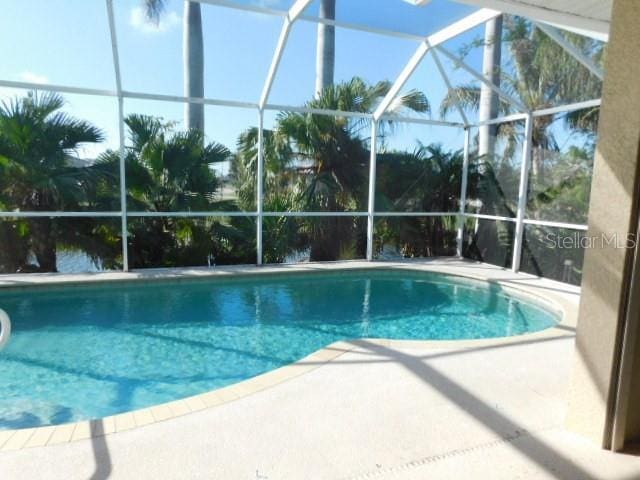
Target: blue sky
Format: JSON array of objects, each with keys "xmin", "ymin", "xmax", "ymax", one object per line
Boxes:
[
  {"xmin": 0, "ymin": 0, "xmax": 484, "ymax": 158},
  {"xmin": 0, "ymin": 0, "xmax": 594, "ymax": 168}
]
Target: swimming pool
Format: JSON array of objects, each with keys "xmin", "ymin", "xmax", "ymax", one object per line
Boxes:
[{"xmin": 0, "ymin": 269, "xmax": 559, "ymax": 429}]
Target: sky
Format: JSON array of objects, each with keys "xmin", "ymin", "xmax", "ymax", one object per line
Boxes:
[{"xmin": 0, "ymin": 0, "xmax": 598, "ymax": 171}]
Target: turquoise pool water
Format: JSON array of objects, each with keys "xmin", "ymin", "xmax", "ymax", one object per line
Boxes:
[{"xmin": 0, "ymin": 270, "xmax": 559, "ymax": 429}]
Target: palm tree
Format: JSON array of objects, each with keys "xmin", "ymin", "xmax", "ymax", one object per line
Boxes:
[
  {"xmin": 281, "ymin": 77, "xmax": 429, "ymax": 207},
  {"xmin": 123, "ymin": 114, "xmax": 229, "ymax": 212},
  {"xmin": 116, "ymin": 114, "xmax": 240, "ymax": 267},
  {"xmin": 0, "ymin": 92, "xmax": 113, "ymax": 272},
  {"xmin": 375, "ymin": 144, "xmax": 465, "ymax": 258},
  {"xmin": 441, "ymin": 16, "xmax": 603, "ymax": 182},
  {"xmin": 376, "ymin": 144, "xmax": 465, "ymax": 212},
  {"xmin": 441, "ymin": 19, "xmax": 603, "ymax": 276},
  {"xmin": 234, "ymin": 77, "xmax": 429, "ymax": 262},
  {"xmin": 232, "ymin": 126, "xmax": 293, "ymax": 213},
  {"xmin": 315, "ymin": 0, "xmax": 336, "ymax": 98},
  {"xmin": 478, "ymin": 16, "xmax": 503, "ymax": 159},
  {"xmin": 143, "ymin": 0, "xmax": 204, "ymax": 131}
]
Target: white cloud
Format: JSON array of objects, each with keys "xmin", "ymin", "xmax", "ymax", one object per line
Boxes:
[
  {"xmin": 130, "ymin": 6, "xmax": 180, "ymax": 34},
  {"xmin": 20, "ymin": 71, "xmax": 49, "ymax": 84}
]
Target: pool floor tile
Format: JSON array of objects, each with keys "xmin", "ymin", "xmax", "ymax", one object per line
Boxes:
[
  {"xmin": 1, "ymin": 428, "xmax": 35, "ymax": 451},
  {"xmin": 133, "ymin": 409, "xmax": 155, "ymax": 427},
  {"xmin": 47, "ymin": 424, "xmax": 76, "ymax": 445},
  {"xmin": 23, "ymin": 426, "xmax": 56, "ymax": 448},
  {"xmin": 113, "ymin": 413, "xmax": 136, "ymax": 432},
  {"xmin": 201, "ymin": 391, "xmax": 224, "ymax": 408},
  {"xmin": 0, "ymin": 430, "xmax": 15, "ymax": 449},
  {"xmin": 167, "ymin": 401, "xmax": 190, "ymax": 417},
  {"xmin": 184, "ymin": 396, "xmax": 207, "ymax": 412},
  {"xmin": 215, "ymin": 387, "xmax": 241, "ymax": 402},
  {"xmin": 70, "ymin": 422, "xmax": 92, "ymax": 441},
  {"xmin": 150, "ymin": 405, "xmax": 172, "ymax": 422}
]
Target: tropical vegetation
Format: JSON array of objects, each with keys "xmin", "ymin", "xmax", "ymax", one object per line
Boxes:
[
  {"xmin": 0, "ymin": 15, "xmax": 603, "ymax": 286},
  {"xmin": 0, "ymin": 92, "xmax": 116, "ymax": 272},
  {"xmin": 441, "ymin": 16, "xmax": 603, "ymax": 281}
]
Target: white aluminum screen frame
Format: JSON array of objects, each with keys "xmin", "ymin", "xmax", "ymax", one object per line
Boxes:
[{"xmin": 0, "ymin": 0, "xmax": 601, "ymax": 278}]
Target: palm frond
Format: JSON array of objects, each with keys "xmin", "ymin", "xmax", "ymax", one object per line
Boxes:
[
  {"xmin": 386, "ymin": 89, "xmax": 430, "ymax": 117},
  {"xmin": 143, "ymin": 0, "xmax": 167, "ymax": 24},
  {"xmin": 440, "ymin": 85, "xmax": 481, "ymax": 118}
]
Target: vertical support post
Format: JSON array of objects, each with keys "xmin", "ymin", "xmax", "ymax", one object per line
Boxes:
[
  {"xmin": 256, "ymin": 109, "xmax": 264, "ymax": 265},
  {"xmin": 117, "ymin": 97, "xmax": 129, "ymax": 272},
  {"xmin": 106, "ymin": 0, "xmax": 128, "ymax": 271},
  {"xmin": 457, "ymin": 127, "xmax": 471, "ymax": 257},
  {"xmin": 511, "ymin": 113, "xmax": 533, "ymax": 272},
  {"xmin": 366, "ymin": 120, "xmax": 378, "ymax": 261}
]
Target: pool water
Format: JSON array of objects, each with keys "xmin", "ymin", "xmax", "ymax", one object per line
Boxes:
[{"xmin": 0, "ymin": 270, "xmax": 559, "ymax": 429}]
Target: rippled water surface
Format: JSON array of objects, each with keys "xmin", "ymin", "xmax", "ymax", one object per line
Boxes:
[{"xmin": 0, "ymin": 270, "xmax": 558, "ymax": 429}]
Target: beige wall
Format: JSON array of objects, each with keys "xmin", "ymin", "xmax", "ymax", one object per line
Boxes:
[
  {"xmin": 566, "ymin": 0, "xmax": 640, "ymax": 448},
  {"xmin": 625, "ymin": 328, "xmax": 640, "ymax": 441}
]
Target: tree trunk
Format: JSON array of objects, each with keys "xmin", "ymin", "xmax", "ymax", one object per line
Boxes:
[
  {"xmin": 478, "ymin": 16, "xmax": 503, "ymax": 159},
  {"xmin": 30, "ymin": 218, "xmax": 57, "ymax": 272},
  {"xmin": 184, "ymin": 1, "xmax": 204, "ymax": 132},
  {"xmin": 531, "ymin": 144, "xmax": 544, "ymax": 219},
  {"xmin": 315, "ymin": 0, "xmax": 335, "ymax": 98},
  {"xmin": 0, "ymin": 222, "xmax": 29, "ymax": 273}
]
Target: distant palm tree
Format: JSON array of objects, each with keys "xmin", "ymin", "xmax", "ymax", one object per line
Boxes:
[
  {"xmin": 440, "ymin": 18, "xmax": 603, "ymax": 275},
  {"xmin": 0, "ymin": 92, "xmax": 112, "ymax": 272},
  {"xmin": 143, "ymin": 0, "xmax": 204, "ymax": 131},
  {"xmin": 123, "ymin": 114, "xmax": 229, "ymax": 212},
  {"xmin": 315, "ymin": 0, "xmax": 336, "ymax": 98},
  {"xmin": 375, "ymin": 144, "xmax": 465, "ymax": 258},
  {"xmin": 376, "ymin": 144, "xmax": 465, "ymax": 213},
  {"xmin": 113, "ymin": 114, "xmax": 234, "ymax": 267},
  {"xmin": 234, "ymin": 77, "xmax": 429, "ymax": 262},
  {"xmin": 441, "ymin": 16, "xmax": 603, "ymax": 180},
  {"xmin": 478, "ymin": 15, "xmax": 503, "ymax": 159}
]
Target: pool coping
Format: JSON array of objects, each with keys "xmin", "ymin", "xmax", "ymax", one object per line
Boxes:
[{"xmin": 0, "ymin": 258, "xmax": 580, "ymax": 451}]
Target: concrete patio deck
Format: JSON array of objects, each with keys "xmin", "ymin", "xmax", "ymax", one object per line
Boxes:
[
  {"xmin": 1, "ymin": 260, "xmax": 639, "ymax": 479},
  {"xmin": 2, "ymin": 333, "xmax": 640, "ymax": 478}
]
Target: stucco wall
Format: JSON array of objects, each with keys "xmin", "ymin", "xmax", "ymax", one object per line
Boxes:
[{"xmin": 566, "ymin": 0, "xmax": 640, "ymax": 447}]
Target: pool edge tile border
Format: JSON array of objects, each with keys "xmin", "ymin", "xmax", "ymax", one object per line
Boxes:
[{"xmin": 0, "ymin": 259, "xmax": 579, "ymax": 451}]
